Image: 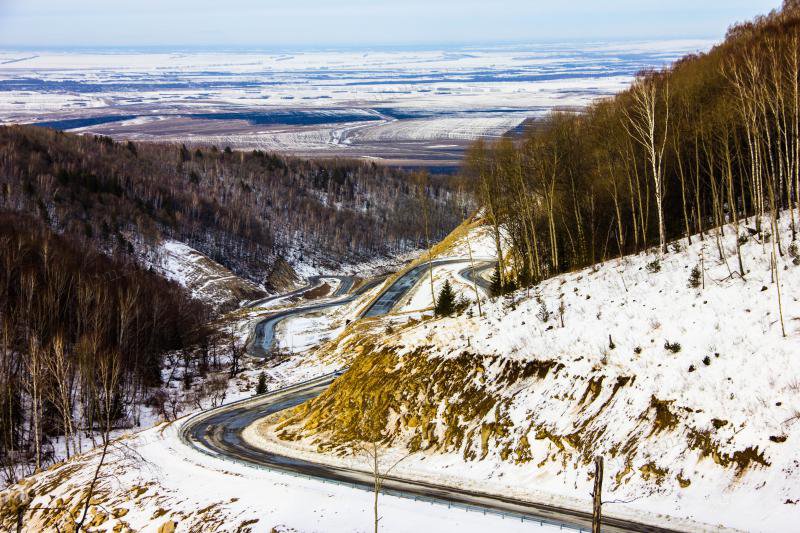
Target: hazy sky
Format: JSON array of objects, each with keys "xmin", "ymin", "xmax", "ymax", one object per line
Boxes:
[{"xmin": 0, "ymin": 0, "xmax": 784, "ymax": 48}]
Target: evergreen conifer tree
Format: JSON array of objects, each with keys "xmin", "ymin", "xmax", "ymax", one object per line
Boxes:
[
  {"xmin": 255, "ymin": 371, "xmax": 268, "ymax": 395},
  {"xmin": 489, "ymin": 264, "xmax": 503, "ymax": 296},
  {"xmin": 435, "ymin": 280, "xmax": 457, "ymax": 316}
]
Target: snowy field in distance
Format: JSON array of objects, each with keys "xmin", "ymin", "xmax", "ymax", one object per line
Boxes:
[{"xmin": 0, "ymin": 40, "xmax": 711, "ymax": 164}]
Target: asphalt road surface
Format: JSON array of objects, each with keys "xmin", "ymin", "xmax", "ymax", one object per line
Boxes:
[
  {"xmin": 246, "ymin": 275, "xmax": 380, "ymax": 358},
  {"xmin": 247, "ymin": 274, "xmax": 355, "ymax": 308}
]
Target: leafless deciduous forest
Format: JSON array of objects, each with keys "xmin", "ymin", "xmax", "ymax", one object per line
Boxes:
[
  {"xmin": 469, "ymin": 1, "xmax": 800, "ymax": 292},
  {"xmin": 0, "ymin": 126, "xmax": 465, "ymax": 284},
  {"xmin": 0, "ymin": 213, "xmax": 213, "ymax": 483}
]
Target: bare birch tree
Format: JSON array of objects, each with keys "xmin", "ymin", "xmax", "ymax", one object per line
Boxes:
[
  {"xmin": 75, "ymin": 349, "xmax": 121, "ymax": 533},
  {"xmin": 623, "ymin": 74, "xmax": 670, "ymax": 254},
  {"xmin": 359, "ymin": 440, "xmax": 411, "ymax": 533},
  {"xmin": 46, "ymin": 335, "xmax": 76, "ymax": 459}
]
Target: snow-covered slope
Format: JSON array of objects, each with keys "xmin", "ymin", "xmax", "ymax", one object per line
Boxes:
[
  {"xmin": 0, "ymin": 418, "xmax": 563, "ymax": 533},
  {"xmin": 253, "ymin": 213, "xmax": 800, "ymax": 532},
  {"xmin": 148, "ymin": 240, "xmax": 265, "ymax": 310}
]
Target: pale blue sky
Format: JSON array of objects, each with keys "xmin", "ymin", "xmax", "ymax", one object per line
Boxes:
[{"xmin": 0, "ymin": 0, "xmax": 784, "ymax": 47}]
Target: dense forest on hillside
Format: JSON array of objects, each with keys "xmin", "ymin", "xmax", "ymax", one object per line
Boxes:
[
  {"xmin": 469, "ymin": 1, "xmax": 800, "ymax": 290},
  {"xmin": 0, "ymin": 213, "xmax": 212, "ymax": 482},
  {"xmin": 0, "ymin": 126, "xmax": 466, "ymax": 481},
  {"xmin": 0, "ymin": 126, "xmax": 464, "ymax": 284}
]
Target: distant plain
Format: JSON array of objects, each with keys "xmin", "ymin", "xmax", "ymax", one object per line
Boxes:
[{"xmin": 0, "ymin": 41, "xmax": 710, "ymax": 168}]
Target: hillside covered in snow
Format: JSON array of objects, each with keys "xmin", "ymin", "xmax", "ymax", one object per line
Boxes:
[
  {"xmin": 254, "ymin": 213, "xmax": 800, "ymax": 532},
  {"xmin": 146, "ymin": 240, "xmax": 265, "ymax": 311}
]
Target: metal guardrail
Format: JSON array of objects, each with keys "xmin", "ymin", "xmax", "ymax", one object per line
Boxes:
[
  {"xmin": 179, "ymin": 372, "xmax": 589, "ymax": 533},
  {"xmin": 185, "ymin": 442, "xmax": 588, "ymax": 532}
]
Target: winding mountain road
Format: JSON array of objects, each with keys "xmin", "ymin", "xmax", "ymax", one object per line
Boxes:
[
  {"xmin": 182, "ymin": 258, "xmax": 685, "ymax": 533},
  {"xmin": 246, "ymin": 274, "xmax": 355, "ymax": 309},
  {"xmin": 246, "ymin": 275, "xmax": 378, "ymax": 358},
  {"xmin": 360, "ymin": 258, "xmax": 492, "ymax": 317}
]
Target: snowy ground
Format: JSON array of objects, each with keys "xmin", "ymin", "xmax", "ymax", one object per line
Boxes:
[
  {"xmin": 0, "ymin": 419, "xmax": 565, "ymax": 532},
  {"xmin": 392, "ymin": 220, "xmax": 499, "ymax": 314},
  {"xmin": 0, "ymin": 247, "xmax": 575, "ymax": 532},
  {"xmin": 247, "ymin": 212, "xmax": 800, "ymax": 533},
  {"xmin": 270, "ymin": 280, "xmax": 387, "ymax": 356},
  {"xmin": 282, "ymin": 236, "xmax": 419, "ymax": 283},
  {"xmin": 140, "ymin": 234, "xmax": 417, "ymax": 312},
  {"xmin": 10, "ymin": 206, "xmax": 799, "ymax": 531},
  {"xmin": 274, "ymin": 312, "xmax": 345, "ymax": 354},
  {"xmin": 0, "ymin": 230, "xmax": 411, "ymax": 509},
  {"xmin": 394, "ymin": 261, "xmax": 484, "ymax": 313}
]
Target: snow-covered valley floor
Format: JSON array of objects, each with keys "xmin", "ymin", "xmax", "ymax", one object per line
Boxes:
[{"xmin": 0, "ymin": 41, "xmax": 710, "ymax": 162}]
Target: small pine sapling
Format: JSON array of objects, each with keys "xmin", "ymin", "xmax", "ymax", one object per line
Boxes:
[
  {"xmin": 536, "ymin": 295, "xmax": 551, "ymax": 323},
  {"xmin": 255, "ymin": 371, "xmax": 268, "ymax": 395},
  {"xmin": 646, "ymin": 258, "xmax": 661, "ymax": 274},
  {"xmin": 434, "ymin": 279, "xmax": 457, "ymax": 316},
  {"xmin": 489, "ymin": 264, "xmax": 503, "ymax": 297},
  {"xmin": 688, "ymin": 264, "xmax": 702, "ymax": 288}
]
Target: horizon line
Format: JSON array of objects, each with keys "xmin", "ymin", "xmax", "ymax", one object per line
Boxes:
[{"xmin": 0, "ymin": 36, "xmax": 719, "ymax": 52}]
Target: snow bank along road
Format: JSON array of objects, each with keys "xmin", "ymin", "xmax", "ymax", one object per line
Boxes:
[{"xmin": 183, "ymin": 259, "xmax": 683, "ymax": 533}]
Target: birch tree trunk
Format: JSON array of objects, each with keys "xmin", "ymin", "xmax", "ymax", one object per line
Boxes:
[
  {"xmin": 592, "ymin": 456, "xmax": 604, "ymax": 533},
  {"xmin": 623, "ymin": 75, "xmax": 670, "ymax": 254}
]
